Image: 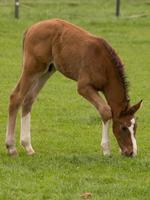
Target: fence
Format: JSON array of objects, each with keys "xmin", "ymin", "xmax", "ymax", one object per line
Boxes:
[{"xmin": 0, "ymin": 0, "xmax": 149, "ymax": 20}]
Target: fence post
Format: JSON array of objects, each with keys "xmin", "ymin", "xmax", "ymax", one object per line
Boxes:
[
  {"xmin": 15, "ymin": 0, "xmax": 19, "ymax": 19},
  {"xmin": 116, "ymin": 0, "xmax": 120, "ymax": 17}
]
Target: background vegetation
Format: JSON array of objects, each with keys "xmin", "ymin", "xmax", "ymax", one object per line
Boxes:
[{"xmin": 0, "ymin": 0, "xmax": 150, "ymax": 199}]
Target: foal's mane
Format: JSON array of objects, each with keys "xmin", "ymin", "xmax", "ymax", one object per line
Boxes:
[{"xmin": 102, "ymin": 39, "xmax": 129, "ymax": 101}]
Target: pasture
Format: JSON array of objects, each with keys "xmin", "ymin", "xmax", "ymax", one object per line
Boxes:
[{"xmin": 0, "ymin": 0, "xmax": 150, "ymax": 199}]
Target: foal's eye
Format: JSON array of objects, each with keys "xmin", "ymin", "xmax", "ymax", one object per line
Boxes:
[{"xmin": 121, "ymin": 126, "xmax": 128, "ymax": 132}]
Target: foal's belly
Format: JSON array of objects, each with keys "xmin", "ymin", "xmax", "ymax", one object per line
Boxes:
[
  {"xmin": 53, "ymin": 50, "xmax": 83, "ymax": 81},
  {"xmin": 54, "ymin": 61, "xmax": 79, "ymax": 81}
]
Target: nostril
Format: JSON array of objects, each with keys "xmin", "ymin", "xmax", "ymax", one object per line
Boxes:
[
  {"xmin": 129, "ymin": 151, "xmax": 133, "ymax": 157},
  {"xmin": 122, "ymin": 149, "xmax": 133, "ymax": 157}
]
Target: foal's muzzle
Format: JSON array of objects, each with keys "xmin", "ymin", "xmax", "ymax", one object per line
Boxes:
[{"xmin": 121, "ymin": 148, "xmax": 135, "ymax": 157}]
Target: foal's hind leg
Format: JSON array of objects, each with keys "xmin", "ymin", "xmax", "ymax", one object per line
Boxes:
[
  {"xmin": 6, "ymin": 72, "xmax": 39, "ymax": 155},
  {"xmin": 77, "ymin": 80, "xmax": 112, "ymax": 156},
  {"xmin": 21, "ymin": 70, "xmax": 55, "ymax": 155},
  {"xmin": 6, "ymin": 82, "xmax": 21, "ymax": 155}
]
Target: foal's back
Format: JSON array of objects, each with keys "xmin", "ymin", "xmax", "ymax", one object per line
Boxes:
[{"xmin": 24, "ymin": 19, "xmax": 107, "ymax": 85}]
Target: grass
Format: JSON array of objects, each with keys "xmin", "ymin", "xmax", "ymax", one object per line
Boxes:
[{"xmin": 0, "ymin": 0, "xmax": 150, "ymax": 199}]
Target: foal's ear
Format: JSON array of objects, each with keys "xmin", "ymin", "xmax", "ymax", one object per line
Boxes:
[{"xmin": 127, "ymin": 100, "xmax": 143, "ymax": 115}]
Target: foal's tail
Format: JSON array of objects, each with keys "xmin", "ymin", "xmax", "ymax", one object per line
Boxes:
[
  {"xmin": 22, "ymin": 28, "xmax": 29, "ymax": 68},
  {"xmin": 22, "ymin": 28, "xmax": 29, "ymax": 51}
]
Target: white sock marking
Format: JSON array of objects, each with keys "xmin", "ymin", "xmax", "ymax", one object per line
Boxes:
[
  {"xmin": 101, "ymin": 120, "xmax": 110, "ymax": 155},
  {"xmin": 21, "ymin": 112, "xmax": 34, "ymax": 153},
  {"xmin": 128, "ymin": 118, "xmax": 137, "ymax": 156}
]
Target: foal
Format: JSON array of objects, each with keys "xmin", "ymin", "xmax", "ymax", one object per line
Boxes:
[{"xmin": 6, "ymin": 19, "xmax": 142, "ymax": 157}]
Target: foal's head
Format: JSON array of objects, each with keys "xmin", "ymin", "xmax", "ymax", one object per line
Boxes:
[{"xmin": 112, "ymin": 100, "xmax": 142, "ymax": 157}]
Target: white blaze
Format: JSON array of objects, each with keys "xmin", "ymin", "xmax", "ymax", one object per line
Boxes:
[{"xmin": 128, "ymin": 118, "xmax": 137, "ymax": 156}]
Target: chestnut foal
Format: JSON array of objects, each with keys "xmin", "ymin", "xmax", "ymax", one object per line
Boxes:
[{"xmin": 6, "ymin": 19, "xmax": 142, "ymax": 157}]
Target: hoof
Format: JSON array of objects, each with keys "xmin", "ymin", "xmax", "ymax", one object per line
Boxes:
[
  {"xmin": 7, "ymin": 148, "xmax": 18, "ymax": 156},
  {"xmin": 27, "ymin": 149, "xmax": 35, "ymax": 156},
  {"xmin": 26, "ymin": 145, "xmax": 35, "ymax": 156},
  {"xmin": 103, "ymin": 150, "xmax": 111, "ymax": 156},
  {"xmin": 101, "ymin": 143, "xmax": 110, "ymax": 156},
  {"xmin": 21, "ymin": 141, "xmax": 35, "ymax": 156}
]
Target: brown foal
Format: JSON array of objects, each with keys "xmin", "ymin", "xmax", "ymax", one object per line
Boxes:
[{"xmin": 6, "ymin": 19, "xmax": 142, "ymax": 157}]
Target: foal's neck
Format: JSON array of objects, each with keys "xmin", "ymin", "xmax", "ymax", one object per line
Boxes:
[
  {"xmin": 101, "ymin": 41, "xmax": 129, "ymax": 118},
  {"xmin": 104, "ymin": 74, "xmax": 129, "ymax": 118}
]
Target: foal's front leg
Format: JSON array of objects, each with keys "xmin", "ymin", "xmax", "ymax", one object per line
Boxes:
[
  {"xmin": 77, "ymin": 81, "xmax": 112, "ymax": 156},
  {"xmin": 101, "ymin": 120, "xmax": 110, "ymax": 156}
]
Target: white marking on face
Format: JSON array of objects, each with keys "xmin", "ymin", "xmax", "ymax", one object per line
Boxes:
[{"xmin": 128, "ymin": 118, "xmax": 137, "ymax": 156}]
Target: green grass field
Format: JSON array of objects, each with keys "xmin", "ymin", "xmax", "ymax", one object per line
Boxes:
[{"xmin": 0, "ymin": 0, "xmax": 150, "ymax": 199}]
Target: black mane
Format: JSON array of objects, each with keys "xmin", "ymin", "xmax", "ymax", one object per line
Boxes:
[{"xmin": 102, "ymin": 39, "xmax": 129, "ymax": 101}]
